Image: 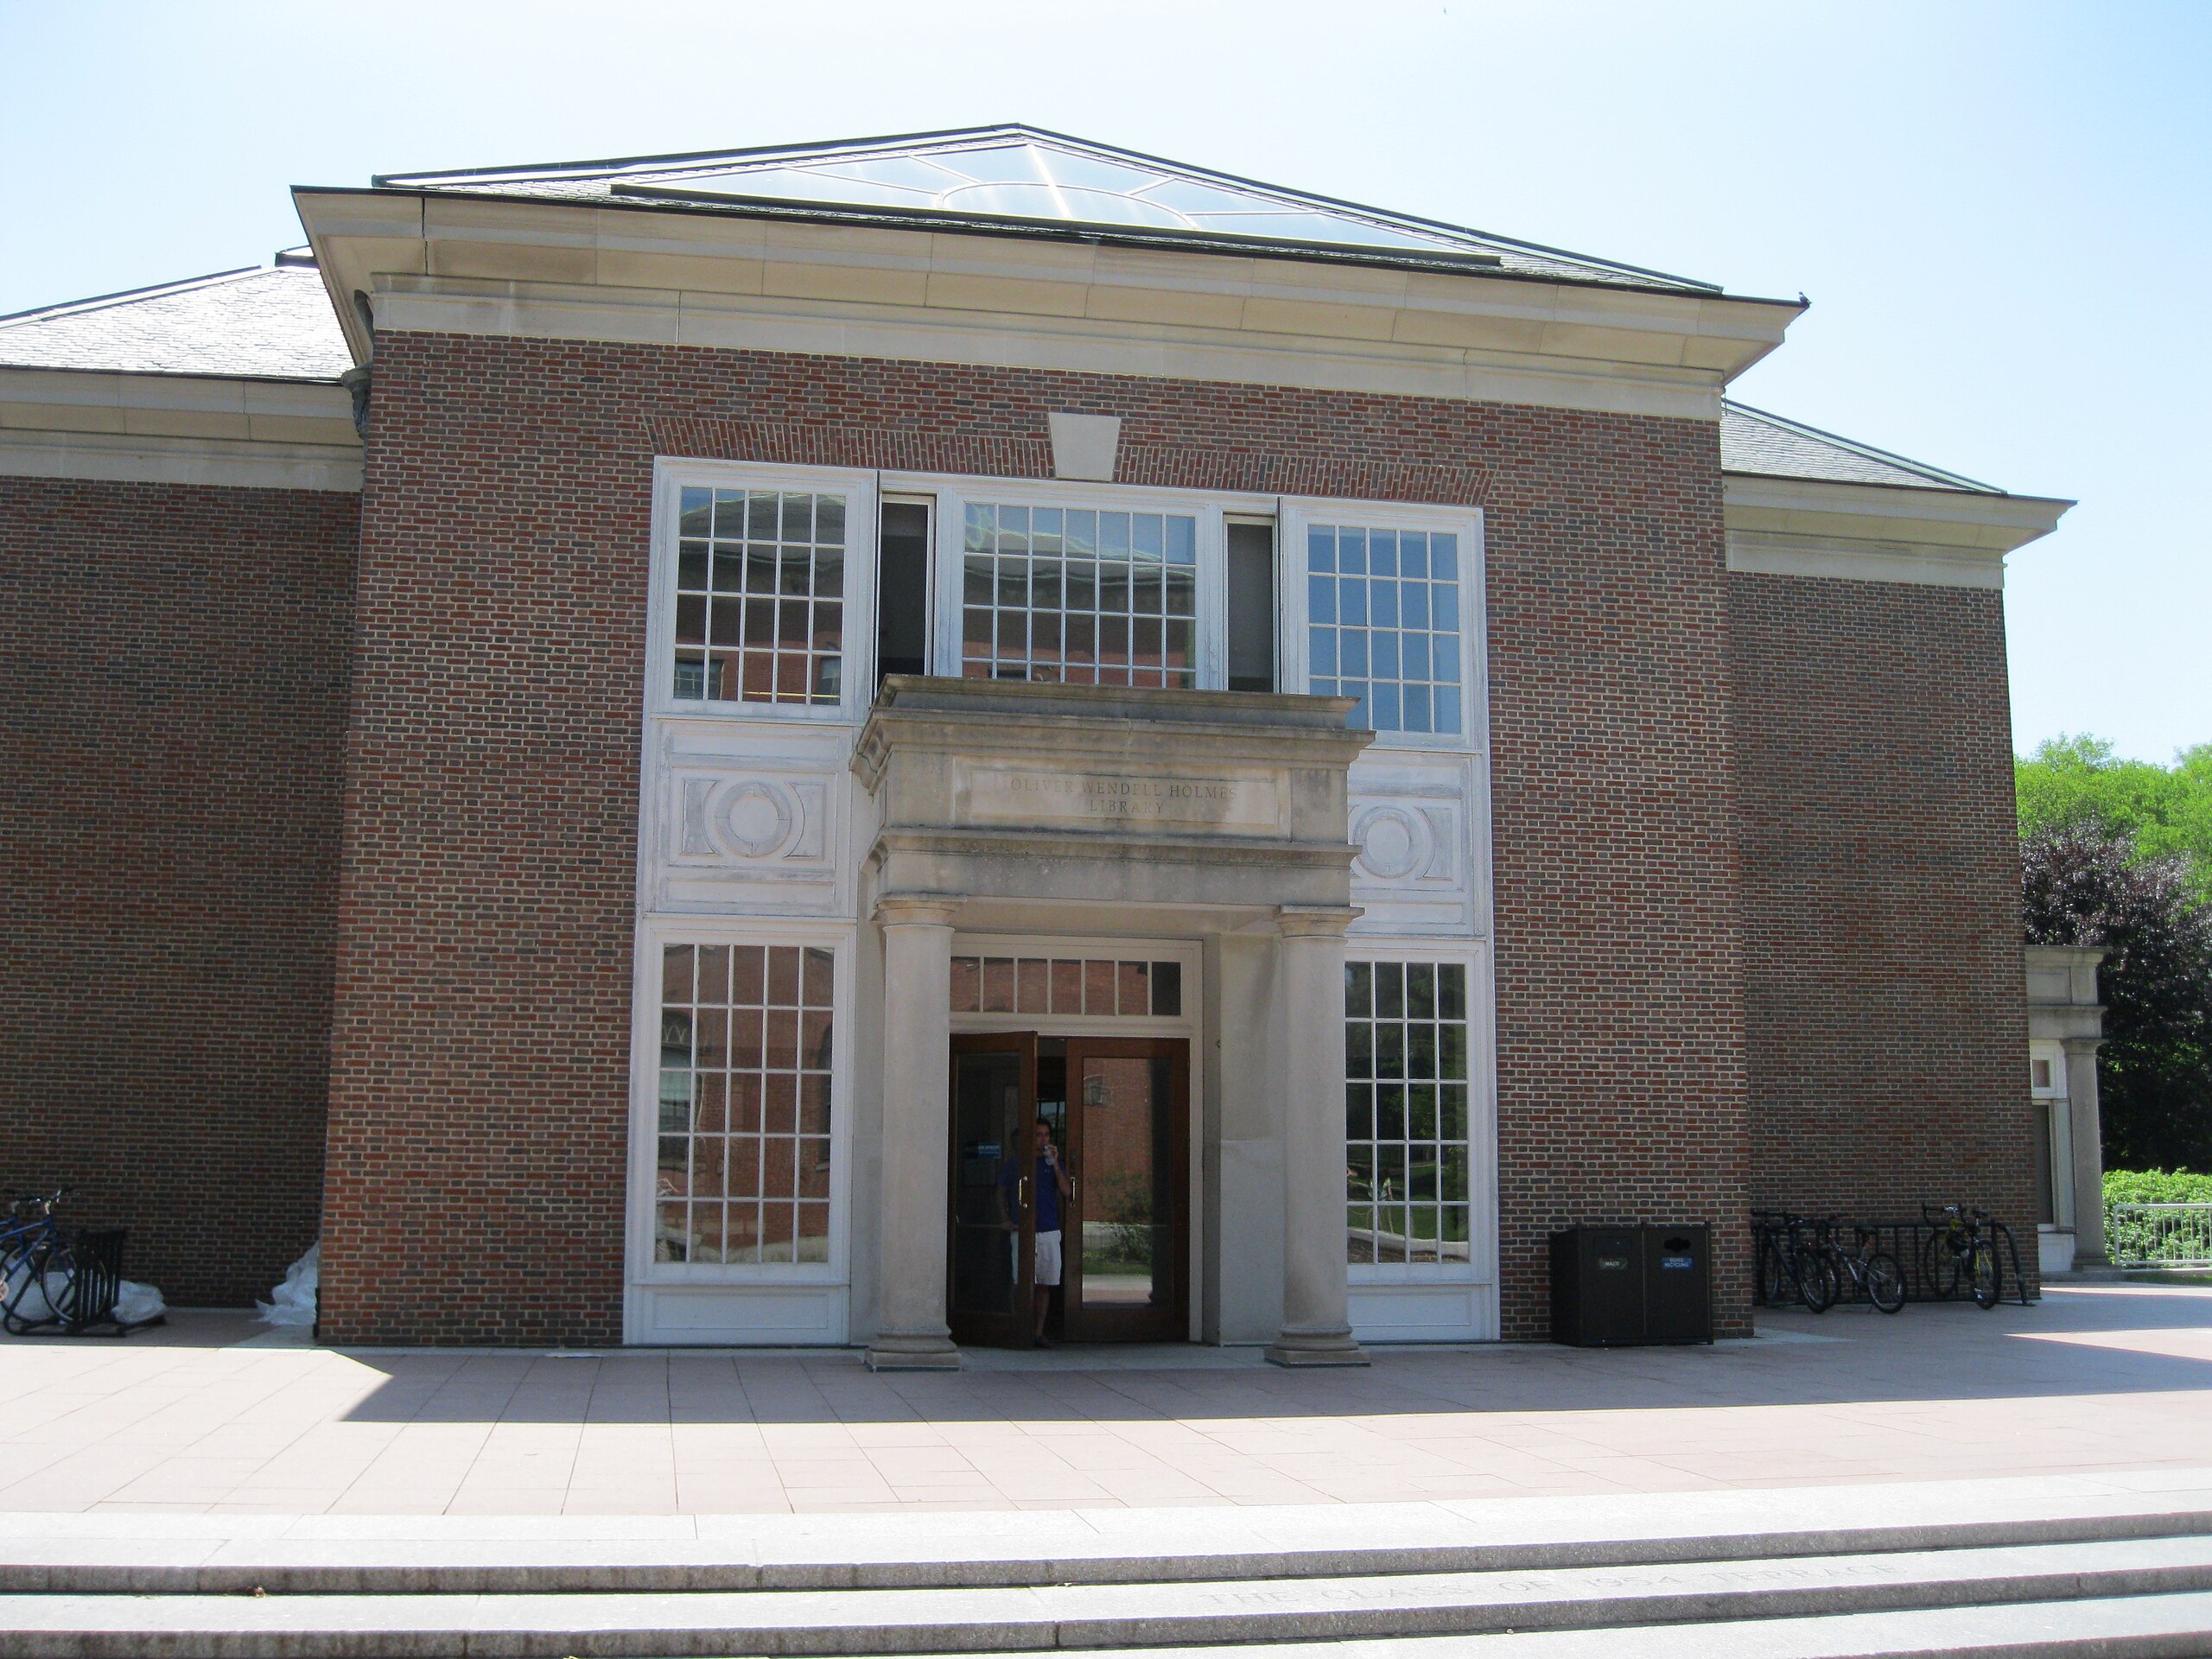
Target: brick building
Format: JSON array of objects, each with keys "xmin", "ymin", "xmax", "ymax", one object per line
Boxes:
[{"xmin": 0, "ymin": 127, "xmax": 2069, "ymax": 1356}]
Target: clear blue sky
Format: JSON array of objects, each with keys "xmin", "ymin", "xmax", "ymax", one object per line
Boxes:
[{"xmin": 4, "ymin": 1, "xmax": 2202, "ymax": 764}]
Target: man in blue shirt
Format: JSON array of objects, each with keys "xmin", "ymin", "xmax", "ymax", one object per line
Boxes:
[{"xmin": 1002, "ymin": 1115, "xmax": 1073, "ymax": 1345}]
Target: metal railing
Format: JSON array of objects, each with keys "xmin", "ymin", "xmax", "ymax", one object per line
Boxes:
[{"xmin": 2107, "ymin": 1202, "xmax": 2212, "ymax": 1268}]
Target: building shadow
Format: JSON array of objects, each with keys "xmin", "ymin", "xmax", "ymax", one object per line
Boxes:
[{"xmin": 293, "ymin": 1285, "xmax": 2212, "ymax": 1426}]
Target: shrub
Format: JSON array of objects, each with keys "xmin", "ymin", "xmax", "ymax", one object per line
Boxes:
[{"xmin": 2103, "ymin": 1168, "xmax": 2212, "ymax": 1265}]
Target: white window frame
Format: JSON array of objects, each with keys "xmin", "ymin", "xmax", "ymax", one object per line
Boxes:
[
  {"xmin": 1279, "ymin": 497, "xmax": 1487, "ymax": 755},
  {"xmin": 875, "ymin": 490, "xmax": 938, "ymax": 689},
  {"xmin": 624, "ymin": 913, "xmax": 857, "ymax": 1290},
  {"xmin": 878, "ymin": 471, "xmax": 1277, "ymax": 690},
  {"xmin": 648, "ymin": 458, "xmax": 880, "ymax": 724},
  {"xmin": 1341, "ymin": 938, "xmax": 1499, "ymax": 1291}
]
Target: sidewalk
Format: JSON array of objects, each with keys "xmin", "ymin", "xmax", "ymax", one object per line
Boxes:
[{"xmin": 2, "ymin": 1283, "xmax": 2207, "ymax": 1516}]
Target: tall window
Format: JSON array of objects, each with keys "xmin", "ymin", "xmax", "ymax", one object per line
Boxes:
[
  {"xmin": 1345, "ymin": 960, "xmax": 1471, "ymax": 1266},
  {"xmin": 658, "ymin": 944, "xmax": 834, "ymax": 1265},
  {"xmin": 1306, "ymin": 525, "xmax": 1461, "ymax": 734},
  {"xmin": 963, "ymin": 503, "xmax": 1197, "ymax": 687},
  {"xmin": 673, "ymin": 487, "xmax": 845, "ymax": 704}
]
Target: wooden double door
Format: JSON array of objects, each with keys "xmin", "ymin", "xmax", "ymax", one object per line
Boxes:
[{"xmin": 946, "ymin": 1033, "xmax": 1189, "ymax": 1347}]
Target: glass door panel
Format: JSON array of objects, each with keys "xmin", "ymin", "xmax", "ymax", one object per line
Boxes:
[
  {"xmin": 946, "ymin": 1033, "xmax": 1036, "ymax": 1348},
  {"xmin": 1064, "ymin": 1039, "xmax": 1187, "ymax": 1342}
]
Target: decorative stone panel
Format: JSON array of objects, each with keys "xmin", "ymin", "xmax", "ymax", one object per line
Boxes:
[
  {"xmin": 1348, "ymin": 753, "xmax": 1487, "ymax": 938},
  {"xmin": 650, "ymin": 721, "xmax": 849, "ymax": 917}
]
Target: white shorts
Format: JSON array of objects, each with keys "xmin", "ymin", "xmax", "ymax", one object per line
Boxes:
[{"xmin": 1031, "ymin": 1229, "xmax": 1063, "ymax": 1288}]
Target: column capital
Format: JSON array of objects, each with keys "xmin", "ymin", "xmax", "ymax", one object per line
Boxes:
[
  {"xmin": 1275, "ymin": 904, "xmax": 1361, "ymax": 941},
  {"xmin": 874, "ymin": 892, "xmax": 962, "ymax": 929},
  {"xmin": 2061, "ymin": 1035, "xmax": 2107, "ymax": 1058}
]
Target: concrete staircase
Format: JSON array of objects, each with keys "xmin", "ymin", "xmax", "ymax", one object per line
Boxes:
[{"xmin": 7, "ymin": 1473, "xmax": 2212, "ymax": 1656}]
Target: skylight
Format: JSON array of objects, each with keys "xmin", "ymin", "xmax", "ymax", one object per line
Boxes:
[
  {"xmin": 616, "ymin": 138, "xmax": 1489, "ymax": 257},
  {"xmin": 375, "ymin": 126, "xmax": 1723, "ymax": 292}
]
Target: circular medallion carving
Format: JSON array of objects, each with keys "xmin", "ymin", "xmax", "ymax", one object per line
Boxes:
[
  {"xmin": 1353, "ymin": 805, "xmax": 1423, "ymax": 880},
  {"xmin": 718, "ymin": 780, "xmax": 794, "ymax": 858}
]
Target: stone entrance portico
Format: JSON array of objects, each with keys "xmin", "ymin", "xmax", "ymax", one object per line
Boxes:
[{"xmin": 849, "ymin": 677, "xmax": 1373, "ymax": 1369}]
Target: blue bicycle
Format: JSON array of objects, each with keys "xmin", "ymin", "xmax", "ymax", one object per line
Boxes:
[{"xmin": 2, "ymin": 1189, "xmax": 79, "ymax": 1334}]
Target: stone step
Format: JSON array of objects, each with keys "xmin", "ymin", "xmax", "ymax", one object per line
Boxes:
[
  {"xmin": 1062, "ymin": 1593, "xmax": 2212, "ymax": 1659},
  {"xmin": 8, "ymin": 1474, "xmax": 2212, "ymax": 1595},
  {"xmin": 6, "ymin": 1534, "xmax": 2212, "ymax": 1656}
]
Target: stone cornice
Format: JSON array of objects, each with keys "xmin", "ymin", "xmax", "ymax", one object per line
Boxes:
[
  {"xmin": 295, "ymin": 188, "xmax": 1802, "ymax": 419},
  {"xmin": 0, "ymin": 365, "xmax": 361, "ymax": 492},
  {"xmin": 1723, "ymin": 472, "xmax": 2071, "ymax": 590}
]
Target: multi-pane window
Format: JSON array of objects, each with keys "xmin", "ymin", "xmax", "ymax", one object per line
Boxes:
[
  {"xmin": 950, "ymin": 954, "xmax": 1183, "ymax": 1018},
  {"xmin": 963, "ymin": 504, "xmax": 1198, "ymax": 687},
  {"xmin": 658, "ymin": 944, "xmax": 834, "ymax": 1265},
  {"xmin": 1345, "ymin": 961, "xmax": 1471, "ymax": 1266},
  {"xmin": 673, "ymin": 487, "xmax": 845, "ymax": 705},
  {"xmin": 1306, "ymin": 525, "xmax": 1461, "ymax": 734}
]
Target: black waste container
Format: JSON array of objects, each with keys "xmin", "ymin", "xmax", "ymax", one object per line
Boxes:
[
  {"xmin": 1549, "ymin": 1224, "xmax": 1643, "ymax": 1345},
  {"xmin": 1640, "ymin": 1223, "xmax": 1713, "ymax": 1344}
]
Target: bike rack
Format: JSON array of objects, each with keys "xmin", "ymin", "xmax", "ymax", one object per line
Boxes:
[
  {"xmin": 1752, "ymin": 1213, "xmax": 2033, "ymax": 1308},
  {"xmin": 3, "ymin": 1228, "xmax": 164, "ymax": 1338}
]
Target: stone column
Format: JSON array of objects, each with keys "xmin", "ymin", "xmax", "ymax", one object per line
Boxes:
[
  {"xmin": 1268, "ymin": 904, "xmax": 1369, "ymax": 1367},
  {"xmin": 2064, "ymin": 1037, "xmax": 2108, "ymax": 1267},
  {"xmin": 866, "ymin": 893, "xmax": 963, "ymax": 1370}
]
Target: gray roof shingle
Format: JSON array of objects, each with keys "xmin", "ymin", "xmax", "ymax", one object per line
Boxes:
[
  {"xmin": 0, "ymin": 266, "xmax": 352, "ymax": 382},
  {"xmin": 1720, "ymin": 402, "xmax": 2001, "ymax": 494}
]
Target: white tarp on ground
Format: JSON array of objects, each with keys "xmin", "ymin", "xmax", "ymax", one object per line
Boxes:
[
  {"xmin": 3, "ymin": 1263, "xmax": 164, "ymax": 1325},
  {"xmin": 257, "ymin": 1243, "xmax": 319, "ymax": 1326},
  {"xmin": 113, "ymin": 1281, "xmax": 165, "ymax": 1324}
]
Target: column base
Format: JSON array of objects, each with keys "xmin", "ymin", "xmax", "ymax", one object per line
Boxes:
[
  {"xmin": 864, "ymin": 1333, "xmax": 963, "ymax": 1372},
  {"xmin": 1265, "ymin": 1331, "xmax": 1370, "ymax": 1368}
]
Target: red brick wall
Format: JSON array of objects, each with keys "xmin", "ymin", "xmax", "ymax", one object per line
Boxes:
[
  {"xmin": 1726, "ymin": 570, "xmax": 2036, "ymax": 1291},
  {"xmin": 0, "ymin": 476, "xmax": 355, "ymax": 1305},
  {"xmin": 325, "ymin": 330, "xmax": 1750, "ymax": 1342}
]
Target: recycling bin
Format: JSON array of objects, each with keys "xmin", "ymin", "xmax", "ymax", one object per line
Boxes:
[
  {"xmin": 1549, "ymin": 1222, "xmax": 1714, "ymax": 1346},
  {"xmin": 1641, "ymin": 1223, "xmax": 1713, "ymax": 1344}
]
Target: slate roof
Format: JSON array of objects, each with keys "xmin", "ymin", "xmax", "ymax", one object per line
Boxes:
[
  {"xmin": 1719, "ymin": 402, "xmax": 2002, "ymax": 494},
  {"xmin": 0, "ymin": 264, "xmax": 352, "ymax": 382},
  {"xmin": 372, "ymin": 124, "xmax": 1727, "ymax": 296}
]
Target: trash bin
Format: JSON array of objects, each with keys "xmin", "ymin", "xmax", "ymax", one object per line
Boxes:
[
  {"xmin": 1549, "ymin": 1224, "xmax": 1643, "ymax": 1345},
  {"xmin": 1640, "ymin": 1223, "xmax": 1712, "ymax": 1344},
  {"xmin": 1550, "ymin": 1222, "xmax": 1713, "ymax": 1346}
]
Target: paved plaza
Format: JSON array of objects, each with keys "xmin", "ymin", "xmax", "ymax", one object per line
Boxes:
[{"xmin": 2, "ymin": 1283, "xmax": 2208, "ymax": 1517}]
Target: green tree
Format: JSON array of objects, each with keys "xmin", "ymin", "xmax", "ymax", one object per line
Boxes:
[
  {"xmin": 2022, "ymin": 827, "xmax": 2212, "ymax": 1171},
  {"xmin": 2017, "ymin": 735, "xmax": 2212, "ymax": 896}
]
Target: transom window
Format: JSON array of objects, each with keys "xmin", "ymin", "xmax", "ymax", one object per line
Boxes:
[
  {"xmin": 1306, "ymin": 525, "xmax": 1462, "ymax": 734},
  {"xmin": 963, "ymin": 503, "xmax": 1197, "ymax": 687},
  {"xmin": 674, "ymin": 487, "xmax": 845, "ymax": 704},
  {"xmin": 950, "ymin": 953, "xmax": 1183, "ymax": 1017},
  {"xmin": 658, "ymin": 943, "xmax": 834, "ymax": 1265},
  {"xmin": 1345, "ymin": 960, "xmax": 1471, "ymax": 1267}
]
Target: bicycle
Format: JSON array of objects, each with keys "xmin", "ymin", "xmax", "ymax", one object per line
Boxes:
[
  {"xmin": 1920, "ymin": 1202, "xmax": 2003, "ymax": 1310},
  {"xmin": 1751, "ymin": 1209, "xmax": 1836, "ymax": 1313},
  {"xmin": 1817, "ymin": 1219, "xmax": 1906, "ymax": 1314},
  {"xmin": 2, "ymin": 1189, "xmax": 79, "ymax": 1335}
]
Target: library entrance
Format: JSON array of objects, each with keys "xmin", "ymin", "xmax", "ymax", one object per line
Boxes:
[{"xmin": 947, "ymin": 1033, "xmax": 1191, "ymax": 1347}]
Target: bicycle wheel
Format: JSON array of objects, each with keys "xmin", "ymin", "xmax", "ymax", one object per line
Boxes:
[
  {"xmin": 1970, "ymin": 1239, "xmax": 2002, "ymax": 1310},
  {"xmin": 1794, "ymin": 1249, "xmax": 1836, "ymax": 1313},
  {"xmin": 1758, "ymin": 1238, "xmax": 1787, "ymax": 1307},
  {"xmin": 1925, "ymin": 1238, "xmax": 1962, "ymax": 1300},
  {"xmin": 3, "ymin": 1241, "xmax": 73, "ymax": 1334},
  {"xmin": 1865, "ymin": 1253, "xmax": 1906, "ymax": 1314}
]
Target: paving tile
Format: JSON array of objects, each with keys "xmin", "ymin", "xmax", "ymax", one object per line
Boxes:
[{"xmin": 10, "ymin": 1291, "xmax": 2212, "ymax": 1516}]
